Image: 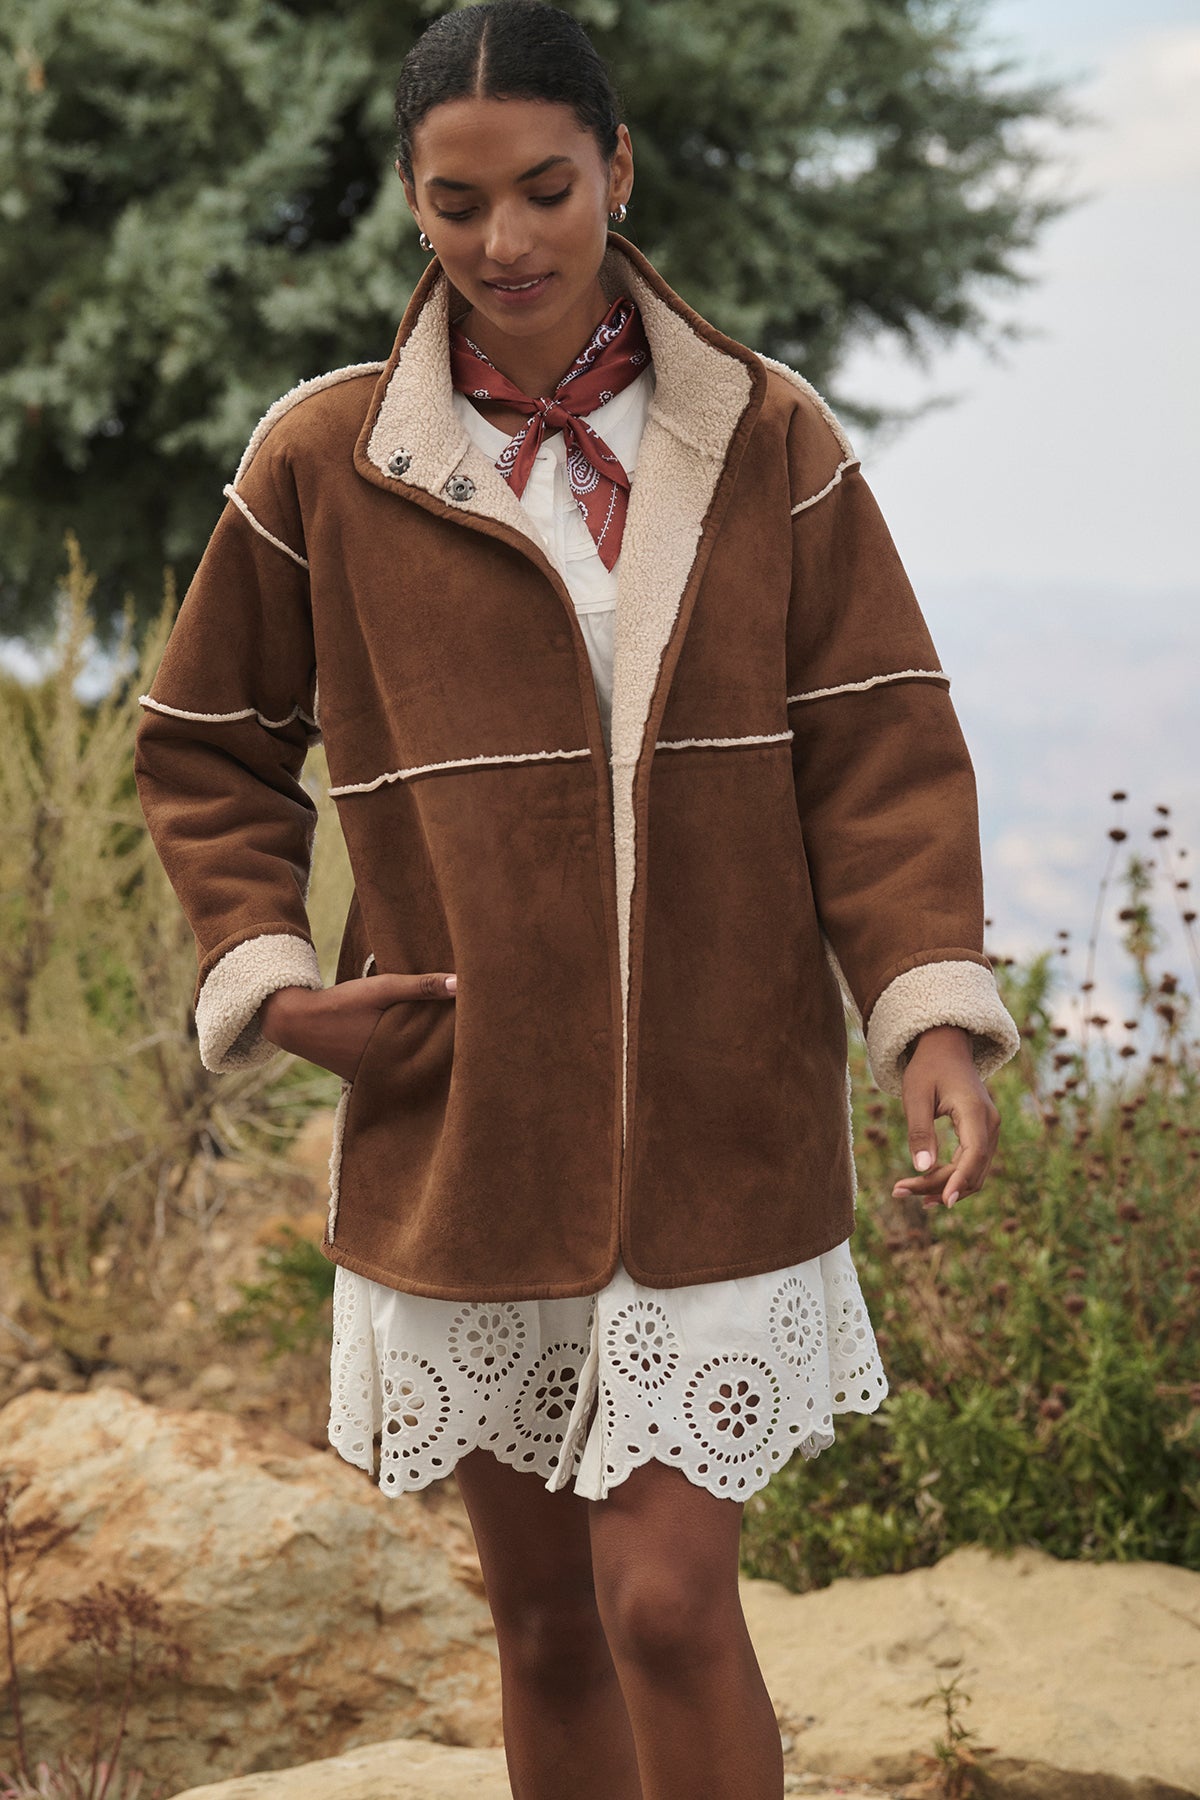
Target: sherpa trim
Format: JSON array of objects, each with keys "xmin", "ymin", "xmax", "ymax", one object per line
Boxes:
[
  {"xmin": 790, "ymin": 457, "xmax": 861, "ymax": 515},
  {"xmin": 360, "ymin": 262, "xmax": 578, "ymax": 569},
  {"xmin": 865, "ymin": 959, "xmax": 1021, "ymax": 1098},
  {"xmin": 633, "ymin": 729, "xmax": 794, "ymax": 762},
  {"xmin": 328, "ymin": 745, "xmax": 593, "ymax": 797},
  {"xmin": 194, "ymin": 932, "xmax": 323, "ymax": 1073},
  {"xmin": 598, "ymin": 246, "xmax": 758, "ymax": 1145},
  {"xmin": 755, "ymin": 351, "xmax": 856, "ymax": 461},
  {"xmin": 234, "ymin": 361, "xmax": 387, "ymax": 486},
  {"xmin": 327, "ymin": 947, "xmax": 377, "ymax": 1242},
  {"xmin": 787, "ymin": 669, "xmax": 949, "ymax": 706},
  {"xmin": 844, "ymin": 1060, "xmax": 857, "ymax": 1217},
  {"xmin": 137, "ymin": 694, "xmax": 320, "ymax": 734},
  {"xmin": 222, "ymin": 483, "xmax": 309, "ymax": 570},
  {"xmin": 327, "ymin": 1080, "xmax": 352, "ymax": 1243}
]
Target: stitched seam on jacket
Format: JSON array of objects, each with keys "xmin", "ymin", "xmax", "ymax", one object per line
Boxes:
[
  {"xmin": 789, "ymin": 457, "xmax": 859, "ymax": 515},
  {"xmin": 328, "ymin": 747, "xmax": 593, "ymax": 796},
  {"xmin": 222, "ymin": 483, "xmax": 309, "ymax": 570},
  {"xmin": 786, "ymin": 669, "xmax": 949, "ymax": 705},
  {"xmin": 651, "ymin": 730, "xmax": 791, "ymax": 752},
  {"xmin": 137, "ymin": 694, "xmax": 319, "ymax": 732}
]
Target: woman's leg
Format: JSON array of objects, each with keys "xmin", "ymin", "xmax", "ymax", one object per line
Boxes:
[
  {"xmin": 587, "ymin": 1458, "xmax": 784, "ymax": 1800},
  {"xmin": 452, "ymin": 1445, "xmax": 644, "ymax": 1800}
]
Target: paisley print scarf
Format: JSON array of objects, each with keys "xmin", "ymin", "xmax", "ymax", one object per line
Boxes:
[{"xmin": 449, "ymin": 293, "xmax": 652, "ymax": 571}]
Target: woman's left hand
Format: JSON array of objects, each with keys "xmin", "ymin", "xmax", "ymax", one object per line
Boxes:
[{"xmin": 891, "ymin": 1023, "xmax": 1001, "ymax": 1210}]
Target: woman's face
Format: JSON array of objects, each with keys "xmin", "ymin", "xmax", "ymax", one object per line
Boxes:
[{"xmin": 399, "ymin": 95, "xmax": 633, "ymax": 346}]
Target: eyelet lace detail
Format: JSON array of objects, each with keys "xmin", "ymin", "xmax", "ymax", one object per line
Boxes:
[{"xmin": 328, "ymin": 1242, "xmax": 888, "ymax": 1502}]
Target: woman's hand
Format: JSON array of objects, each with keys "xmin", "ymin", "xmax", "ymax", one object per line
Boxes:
[
  {"xmin": 259, "ymin": 971, "xmax": 457, "ymax": 1083},
  {"xmin": 891, "ymin": 1023, "xmax": 1001, "ymax": 1210}
]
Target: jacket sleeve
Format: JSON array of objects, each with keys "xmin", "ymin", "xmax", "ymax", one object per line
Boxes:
[
  {"xmin": 133, "ymin": 434, "xmax": 326, "ymax": 1073},
  {"xmin": 783, "ymin": 401, "xmax": 1019, "ymax": 1097}
]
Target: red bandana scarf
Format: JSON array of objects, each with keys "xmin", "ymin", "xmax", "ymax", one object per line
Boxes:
[{"xmin": 449, "ymin": 294, "xmax": 652, "ymax": 571}]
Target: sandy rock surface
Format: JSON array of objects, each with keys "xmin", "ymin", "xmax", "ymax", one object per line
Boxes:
[
  {"xmin": 745, "ymin": 1543, "xmax": 1200, "ymax": 1797},
  {"xmin": 166, "ymin": 1737, "xmax": 899, "ymax": 1799},
  {"xmin": 0, "ymin": 1387, "xmax": 502, "ymax": 1797}
]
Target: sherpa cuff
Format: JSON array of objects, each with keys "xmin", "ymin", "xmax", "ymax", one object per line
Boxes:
[
  {"xmin": 865, "ymin": 959, "xmax": 1020, "ymax": 1097},
  {"xmin": 194, "ymin": 932, "xmax": 324, "ymax": 1073}
]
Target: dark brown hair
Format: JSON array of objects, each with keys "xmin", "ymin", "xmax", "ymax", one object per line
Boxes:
[{"xmin": 393, "ymin": 0, "xmax": 622, "ymax": 184}]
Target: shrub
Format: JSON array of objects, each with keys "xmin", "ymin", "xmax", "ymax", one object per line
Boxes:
[{"xmin": 741, "ymin": 809, "xmax": 1200, "ymax": 1589}]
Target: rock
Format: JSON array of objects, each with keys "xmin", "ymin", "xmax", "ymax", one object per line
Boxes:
[
  {"xmin": 140, "ymin": 1370, "xmax": 185, "ymax": 1403},
  {"xmin": 0, "ymin": 1388, "xmax": 501, "ymax": 1797},
  {"xmin": 87, "ymin": 1367, "xmax": 141, "ymax": 1393},
  {"xmin": 191, "ymin": 1361, "xmax": 237, "ymax": 1396},
  {"xmin": 165, "ymin": 1737, "xmax": 899, "ymax": 1799},
  {"xmin": 165, "ymin": 1738, "xmax": 511, "ymax": 1799},
  {"xmin": 744, "ymin": 1543, "xmax": 1200, "ymax": 1798},
  {"xmin": 10, "ymin": 1351, "xmax": 87, "ymax": 1395}
]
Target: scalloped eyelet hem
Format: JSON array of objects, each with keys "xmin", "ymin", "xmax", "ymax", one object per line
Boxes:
[{"xmin": 327, "ymin": 1242, "xmax": 889, "ymax": 1504}]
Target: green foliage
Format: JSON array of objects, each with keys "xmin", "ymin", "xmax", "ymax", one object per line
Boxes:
[
  {"xmin": 0, "ymin": 0, "xmax": 1074, "ymax": 634},
  {"xmin": 0, "ymin": 537, "xmax": 355, "ymax": 1343},
  {"xmin": 218, "ymin": 1226, "xmax": 337, "ymax": 1359},
  {"xmin": 740, "ymin": 876, "xmax": 1200, "ymax": 1590}
]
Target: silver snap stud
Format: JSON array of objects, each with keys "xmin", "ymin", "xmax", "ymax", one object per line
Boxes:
[
  {"xmin": 387, "ymin": 449, "xmax": 412, "ymax": 477},
  {"xmin": 444, "ymin": 474, "xmax": 476, "ymax": 503}
]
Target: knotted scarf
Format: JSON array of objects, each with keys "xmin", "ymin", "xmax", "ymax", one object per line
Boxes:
[{"xmin": 449, "ymin": 293, "xmax": 651, "ymax": 571}]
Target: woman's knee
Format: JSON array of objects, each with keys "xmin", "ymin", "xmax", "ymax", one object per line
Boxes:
[
  {"xmin": 493, "ymin": 1584, "xmax": 613, "ymax": 1690},
  {"xmin": 595, "ymin": 1566, "xmax": 741, "ymax": 1675}
]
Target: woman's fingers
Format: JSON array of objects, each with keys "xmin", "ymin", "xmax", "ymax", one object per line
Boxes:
[
  {"xmin": 260, "ymin": 970, "xmax": 457, "ymax": 1081},
  {"xmin": 894, "ymin": 1026, "xmax": 1003, "ymax": 1209},
  {"xmin": 941, "ymin": 1099, "xmax": 999, "ymax": 1202},
  {"xmin": 893, "ymin": 1092, "xmax": 1000, "ymax": 1208},
  {"xmin": 365, "ymin": 970, "xmax": 456, "ymax": 1005}
]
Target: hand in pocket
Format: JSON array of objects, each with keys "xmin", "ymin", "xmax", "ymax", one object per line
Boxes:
[{"xmin": 260, "ymin": 971, "xmax": 457, "ymax": 1083}]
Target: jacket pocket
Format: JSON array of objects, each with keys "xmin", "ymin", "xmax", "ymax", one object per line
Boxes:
[{"xmin": 325, "ymin": 990, "xmax": 455, "ymax": 1246}]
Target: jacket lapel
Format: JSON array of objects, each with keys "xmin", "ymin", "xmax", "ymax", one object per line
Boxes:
[{"xmin": 353, "ymin": 233, "xmax": 768, "ymax": 1147}]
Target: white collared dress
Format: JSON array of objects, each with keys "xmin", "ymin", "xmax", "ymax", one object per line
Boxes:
[{"xmin": 327, "ymin": 362, "xmax": 890, "ymax": 1503}]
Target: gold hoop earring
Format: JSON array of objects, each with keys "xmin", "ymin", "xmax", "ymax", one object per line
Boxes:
[
  {"xmin": 608, "ymin": 203, "xmax": 627, "ymax": 224},
  {"xmin": 419, "ymin": 230, "xmax": 433, "ymax": 252}
]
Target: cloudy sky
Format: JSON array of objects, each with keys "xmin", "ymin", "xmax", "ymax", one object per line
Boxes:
[{"xmin": 838, "ymin": 0, "xmax": 1200, "ymax": 1025}]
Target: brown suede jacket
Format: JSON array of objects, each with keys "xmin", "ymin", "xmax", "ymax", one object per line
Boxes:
[{"xmin": 133, "ymin": 230, "xmax": 1019, "ymax": 1301}]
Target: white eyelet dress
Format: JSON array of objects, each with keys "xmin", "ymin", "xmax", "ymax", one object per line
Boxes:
[{"xmin": 327, "ymin": 359, "xmax": 890, "ymax": 1503}]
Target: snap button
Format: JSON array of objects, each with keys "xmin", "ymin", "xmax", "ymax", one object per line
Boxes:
[
  {"xmin": 387, "ymin": 449, "xmax": 412, "ymax": 477},
  {"xmin": 444, "ymin": 474, "xmax": 476, "ymax": 503}
]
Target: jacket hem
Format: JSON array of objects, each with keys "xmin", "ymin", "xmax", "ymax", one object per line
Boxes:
[
  {"xmin": 318, "ymin": 1235, "xmax": 625, "ymax": 1302},
  {"xmin": 195, "ymin": 930, "xmax": 323, "ymax": 1072},
  {"xmin": 865, "ymin": 957, "xmax": 1021, "ymax": 1096},
  {"xmin": 319, "ymin": 1210, "xmax": 860, "ymax": 1301}
]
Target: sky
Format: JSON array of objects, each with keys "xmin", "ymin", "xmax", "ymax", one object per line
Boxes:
[{"xmin": 836, "ymin": 0, "xmax": 1200, "ymax": 1027}]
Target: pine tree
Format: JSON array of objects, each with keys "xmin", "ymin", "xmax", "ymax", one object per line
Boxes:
[{"xmin": 0, "ymin": 0, "xmax": 1072, "ymax": 637}]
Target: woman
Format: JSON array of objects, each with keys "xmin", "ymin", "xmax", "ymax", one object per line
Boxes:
[{"xmin": 134, "ymin": 3, "xmax": 1019, "ymax": 1794}]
